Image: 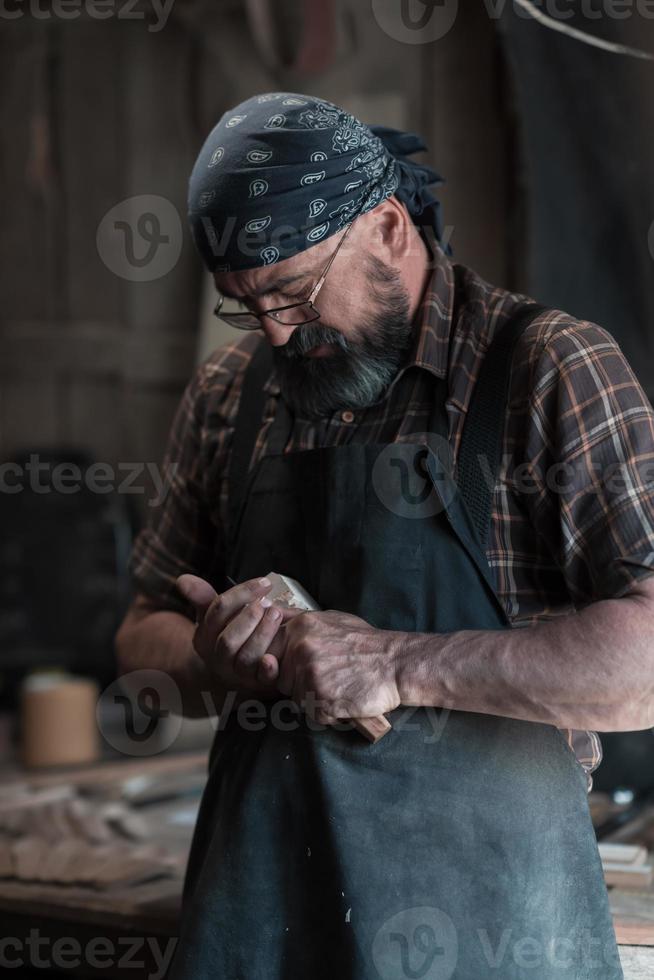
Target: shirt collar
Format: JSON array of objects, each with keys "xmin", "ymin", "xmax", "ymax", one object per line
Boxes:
[
  {"xmin": 400, "ymin": 250, "xmax": 454, "ymax": 382},
  {"xmin": 262, "ymin": 251, "xmax": 455, "ymax": 398}
]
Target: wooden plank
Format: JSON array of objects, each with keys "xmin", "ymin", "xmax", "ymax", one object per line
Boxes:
[
  {"xmin": 611, "ymin": 886, "xmax": 654, "ymax": 945},
  {"xmin": 40, "ymin": 839, "xmax": 84, "ymax": 885},
  {"xmin": 0, "ymin": 374, "xmax": 60, "ymax": 453},
  {"xmin": 61, "ymin": 376, "xmax": 124, "ymax": 467},
  {"xmin": 0, "ymin": 877, "xmax": 181, "ymax": 933},
  {"xmin": 605, "ymin": 865, "xmax": 654, "ymax": 891},
  {"xmin": 0, "ymin": 21, "xmax": 58, "ymax": 322},
  {"xmin": 1, "ymin": 321, "xmax": 125, "ymax": 376},
  {"xmin": 600, "ymin": 844, "xmax": 649, "ymax": 867},
  {"xmin": 59, "ymin": 19, "xmax": 126, "ymax": 323},
  {"xmin": 0, "ymin": 750, "xmax": 209, "ymax": 793},
  {"xmin": 616, "ymin": 918, "xmax": 654, "ymax": 946},
  {"xmin": 1, "ymin": 321, "xmax": 194, "ymax": 383},
  {"xmin": 416, "ymin": 0, "xmax": 509, "ymax": 284},
  {"xmin": 122, "ymin": 23, "xmax": 199, "ymax": 336},
  {"xmin": 120, "ymin": 386, "xmax": 188, "ymax": 518},
  {"xmin": 12, "ymin": 836, "xmax": 49, "ymax": 881}
]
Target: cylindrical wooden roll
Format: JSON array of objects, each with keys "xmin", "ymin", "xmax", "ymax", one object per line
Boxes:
[{"xmin": 21, "ymin": 670, "xmax": 100, "ymax": 768}]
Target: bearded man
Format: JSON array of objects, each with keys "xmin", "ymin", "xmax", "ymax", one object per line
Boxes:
[{"xmin": 116, "ymin": 92, "xmax": 654, "ymax": 980}]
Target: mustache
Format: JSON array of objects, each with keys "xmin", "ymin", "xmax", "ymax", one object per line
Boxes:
[{"xmin": 275, "ymin": 321, "xmax": 350, "ymax": 359}]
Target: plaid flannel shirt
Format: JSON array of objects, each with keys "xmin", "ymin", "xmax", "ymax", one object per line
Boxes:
[{"xmin": 129, "ymin": 252, "xmax": 654, "ymax": 789}]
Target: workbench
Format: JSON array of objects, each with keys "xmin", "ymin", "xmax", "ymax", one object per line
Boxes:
[{"xmin": 0, "ymin": 752, "xmax": 653, "ymax": 979}]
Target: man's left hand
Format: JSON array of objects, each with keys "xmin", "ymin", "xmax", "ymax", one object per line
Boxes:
[{"xmin": 274, "ymin": 610, "xmax": 402, "ymax": 725}]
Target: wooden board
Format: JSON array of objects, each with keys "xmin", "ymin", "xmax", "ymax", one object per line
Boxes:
[
  {"xmin": 612, "ymin": 887, "xmax": 654, "ymax": 946},
  {"xmin": 0, "ymin": 876, "xmax": 181, "ymax": 935}
]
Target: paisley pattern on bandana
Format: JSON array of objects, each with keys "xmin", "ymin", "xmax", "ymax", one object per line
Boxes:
[{"xmin": 187, "ymin": 91, "xmax": 447, "ymax": 273}]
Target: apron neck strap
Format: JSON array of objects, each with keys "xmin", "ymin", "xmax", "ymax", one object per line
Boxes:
[
  {"xmin": 227, "ymin": 338, "xmax": 274, "ymax": 557},
  {"xmin": 456, "ymin": 298, "xmax": 549, "ymax": 552}
]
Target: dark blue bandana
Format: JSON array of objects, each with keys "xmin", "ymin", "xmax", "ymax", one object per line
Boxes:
[{"xmin": 187, "ymin": 92, "xmax": 449, "ymax": 274}]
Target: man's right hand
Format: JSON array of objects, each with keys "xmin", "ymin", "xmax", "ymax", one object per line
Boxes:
[{"xmin": 176, "ymin": 573, "xmax": 300, "ymax": 697}]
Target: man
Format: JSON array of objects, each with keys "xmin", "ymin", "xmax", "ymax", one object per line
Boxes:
[{"xmin": 116, "ymin": 92, "xmax": 654, "ymax": 979}]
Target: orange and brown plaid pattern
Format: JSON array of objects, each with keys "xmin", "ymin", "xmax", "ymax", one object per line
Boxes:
[{"xmin": 129, "ymin": 251, "xmax": 654, "ymax": 786}]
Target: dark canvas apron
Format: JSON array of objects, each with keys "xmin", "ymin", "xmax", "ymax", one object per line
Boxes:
[{"xmin": 169, "ymin": 296, "xmax": 622, "ymax": 980}]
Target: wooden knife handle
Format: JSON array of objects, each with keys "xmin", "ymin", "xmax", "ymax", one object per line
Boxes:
[{"xmin": 351, "ymin": 715, "xmax": 392, "ymax": 744}]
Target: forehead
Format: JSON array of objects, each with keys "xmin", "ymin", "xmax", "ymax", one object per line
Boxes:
[{"xmin": 213, "ymin": 242, "xmax": 327, "ymax": 300}]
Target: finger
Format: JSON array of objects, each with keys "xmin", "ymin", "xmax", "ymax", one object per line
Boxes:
[
  {"xmin": 215, "ymin": 597, "xmax": 270, "ymax": 670},
  {"xmin": 176, "ymin": 574, "xmax": 217, "ymax": 624},
  {"xmin": 233, "ymin": 604, "xmax": 284, "ymax": 673},
  {"xmin": 256, "ymin": 605, "xmax": 301, "ymax": 662},
  {"xmin": 256, "ymin": 653, "xmax": 280, "ymax": 686},
  {"xmin": 204, "ymin": 576, "xmax": 272, "ymax": 637},
  {"xmin": 264, "ymin": 605, "xmax": 307, "ymax": 657},
  {"xmin": 278, "ymin": 607, "xmax": 306, "ymax": 623}
]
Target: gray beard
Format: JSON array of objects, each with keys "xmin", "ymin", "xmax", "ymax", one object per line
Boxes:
[{"xmin": 271, "ymin": 257, "xmax": 415, "ymax": 419}]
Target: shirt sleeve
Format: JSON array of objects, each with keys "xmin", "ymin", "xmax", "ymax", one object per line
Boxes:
[
  {"xmin": 520, "ymin": 317, "xmax": 654, "ymax": 604},
  {"xmin": 127, "ymin": 364, "xmax": 221, "ymax": 618}
]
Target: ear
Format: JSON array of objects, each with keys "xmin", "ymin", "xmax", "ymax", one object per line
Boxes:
[{"xmin": 364, "ymin": 196, "xmax": 413, "ymax": 262}]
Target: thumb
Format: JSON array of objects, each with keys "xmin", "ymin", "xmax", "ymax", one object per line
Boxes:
[{"xmin": 176, "ymin": 574, "xmax": 217, "ymax": 624}]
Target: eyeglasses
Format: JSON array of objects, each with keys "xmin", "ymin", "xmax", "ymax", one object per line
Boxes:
[{"xmin": 213, "ymin": 217, "xmax": 357, "ymax": 331}]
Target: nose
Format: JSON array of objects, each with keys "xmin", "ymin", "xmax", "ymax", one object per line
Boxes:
[{"xmin": 259, "ymin": 317, "xmax": 297, "ymax": 348}]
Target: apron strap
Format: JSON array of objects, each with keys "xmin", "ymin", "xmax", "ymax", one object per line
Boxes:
[
  {"xmin": 456, "ymin": 300, "xmax": 549, "ymax": 552},
  {"xmin": 227, "ymin": 338, "xmax": 274, "ymax": 556}
]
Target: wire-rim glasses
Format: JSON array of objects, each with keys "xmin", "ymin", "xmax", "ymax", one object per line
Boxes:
[{"xmin": 213, "ymin": 217, "xmax": 357, "ymax": 331}]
